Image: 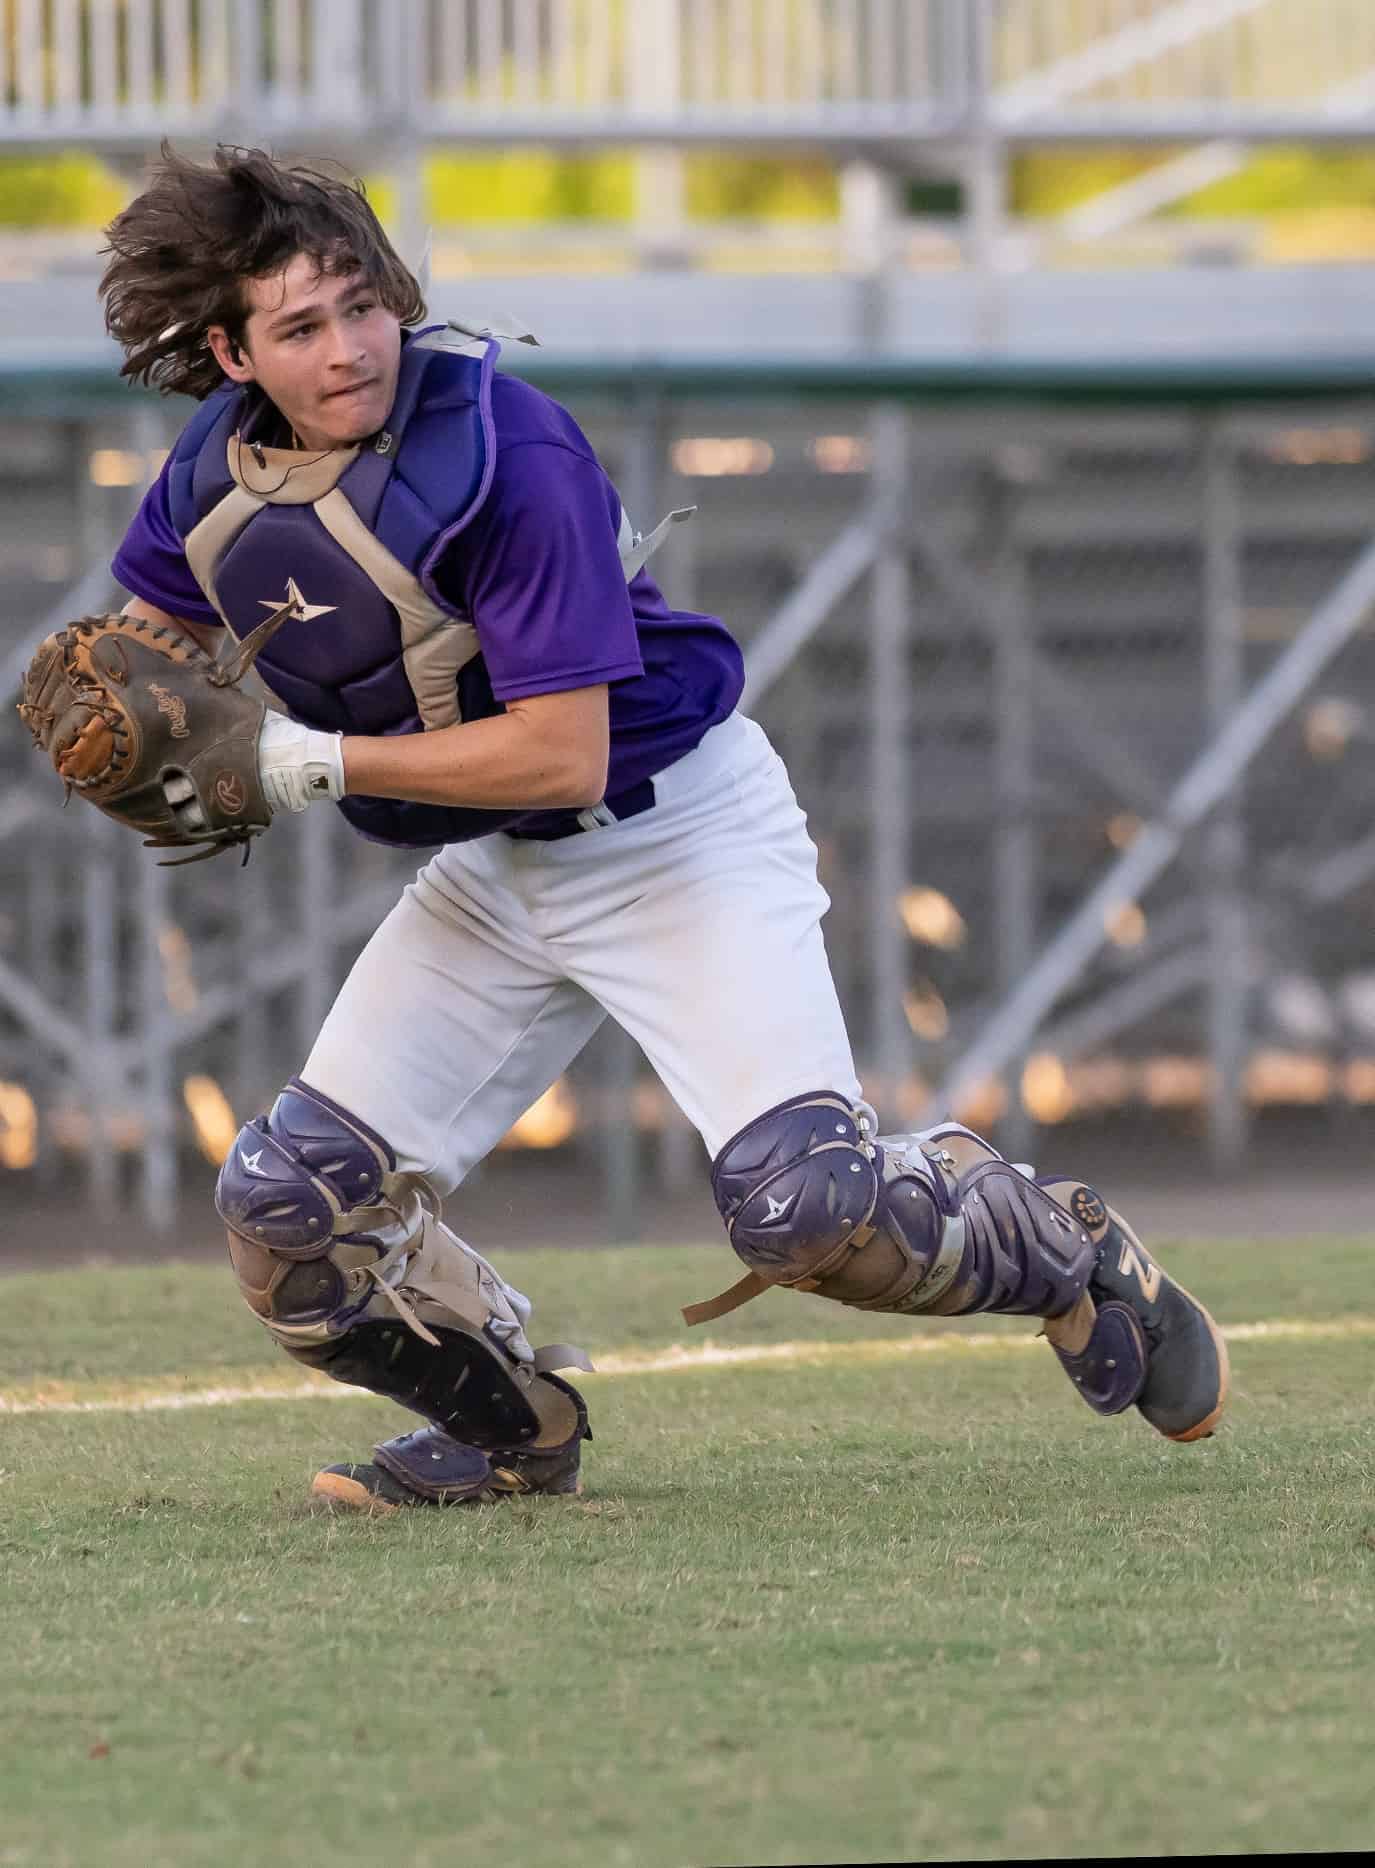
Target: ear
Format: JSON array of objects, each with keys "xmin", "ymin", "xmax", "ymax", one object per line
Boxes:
[{"xmin": 207, "ymin": 326, "xmax": 254, "ymax": 384}]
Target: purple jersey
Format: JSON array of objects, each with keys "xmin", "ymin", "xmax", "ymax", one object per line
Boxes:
[{"xmin": 113, "ymin": 370, "xmax": 744, "ymax": 811}]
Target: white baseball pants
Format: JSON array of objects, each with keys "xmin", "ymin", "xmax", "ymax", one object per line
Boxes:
[{"xmin": 303, "ymin": 711, "xmax": 864, "ymax": 1190}]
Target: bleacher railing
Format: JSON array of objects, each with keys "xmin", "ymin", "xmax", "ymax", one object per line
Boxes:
[{"xmin": 1, "ymin": 1, "xmax": 1373, "ymax": 150}]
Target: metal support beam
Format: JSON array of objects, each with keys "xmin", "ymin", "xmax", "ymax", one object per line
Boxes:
[
  {"xmin": 1042, "ymin": 945, "xmax": 1210, "ymax": 1064},
  {"xmin": 742, "ymin": 519, "xmax": 880, "ymax": 709},
  {"xmin": 1201, "ymin": 418, "xmax": 1249, "ymax": 1169},
  {"xmin": 966, "ymin": 0, "xmax": 1007, "ymax": 351},
  {"xmin": 600, "ymin": 386, "xmax": 668, "ymax": 1240},
  {"xmin": 988, "ymin": 470, "xmax": 1036, "ymax": 1161},
  {"xmin": 930, "ymin": 530, "xmax": 1375, "ymax": 1122},
  {"xmin": 81, "ymin": 808, "xmax": 120, "ymax": 1210},
  {"xmin": 994, "ymin": 0, "xmax": 1274, "ymax": 123},
  {"xmin": 137, "ymin": 849, "xmax": 177, "ymax": 1231},
  {"xmin": 902, "ymin": 502, "xmax": 1168, "ymax": 819},
  {"xmin": 868, "ymin": 405, "xmax": 912, "ymax": 1121}
]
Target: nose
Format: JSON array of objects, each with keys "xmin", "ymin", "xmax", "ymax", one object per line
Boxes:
[{"xmin": 323, "ymin": 317, "xmax": 365, "ymax": 368}]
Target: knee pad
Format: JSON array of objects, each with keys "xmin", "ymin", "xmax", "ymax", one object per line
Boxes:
[
  {"xmin": 690, "ymin": 1093, "xmax": 1093, "ymax": 1325},
  {"xmin": 216, "ymin": 1077, "xmax": 394, "ymax": 1334},
  {"xmin": 216, "ymin": 1077, "xmax": 589, "ymax": 1448}
]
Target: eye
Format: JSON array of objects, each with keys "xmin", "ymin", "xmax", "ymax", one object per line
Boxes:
[{"xmin": 348, "ymin": 300, "xmax": 375, "ymax": 319}]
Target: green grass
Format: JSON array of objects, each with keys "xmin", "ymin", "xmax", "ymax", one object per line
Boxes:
[{"xmin": 2, "ymin": 1240, "xmax": 1374, "ymax": 1866}]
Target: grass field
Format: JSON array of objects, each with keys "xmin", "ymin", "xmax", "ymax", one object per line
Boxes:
[{"xmin": 2, "ymin": 1238, "xmax": 1374, "ymax": 1866}]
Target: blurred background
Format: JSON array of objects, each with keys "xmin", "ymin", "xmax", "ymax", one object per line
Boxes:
[{"xmin": 4, "ymin": 0, "xmax": 1375, "ymax": 1260}]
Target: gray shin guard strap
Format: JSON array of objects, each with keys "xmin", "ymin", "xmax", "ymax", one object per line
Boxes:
[{"xmin": 533, "ymin": 1343, "xmax": 596, "ymax": 1374}]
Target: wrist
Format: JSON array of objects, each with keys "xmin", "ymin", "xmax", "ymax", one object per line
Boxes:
[{"xmin": 258, "ymin": 713, "xmax": 345, "ymax": 814}]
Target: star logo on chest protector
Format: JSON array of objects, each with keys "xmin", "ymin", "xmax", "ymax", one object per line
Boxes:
[{"xmin": 260, "ymin": 577, "xmax": 336, "ymax": 624}]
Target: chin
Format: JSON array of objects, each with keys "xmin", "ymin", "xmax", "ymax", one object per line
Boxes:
[{"xmin": 318, "ymin": 394, "xmax": 391, "ymax": 448}]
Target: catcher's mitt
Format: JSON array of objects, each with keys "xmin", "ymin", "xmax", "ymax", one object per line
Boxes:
[{"xmin": 18, "ymin": 612, "xmax": 272, "ymax": 865}]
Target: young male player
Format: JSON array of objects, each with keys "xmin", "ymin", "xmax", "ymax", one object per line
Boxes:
[{"xmin": 94, "ymin": 145, "xmax": 1226, "ymax": 1511}]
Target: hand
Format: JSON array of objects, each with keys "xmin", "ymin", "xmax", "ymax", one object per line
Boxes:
[{"xmin": 257, "ymin": 712, "xmax": 346, "ymax": 814}]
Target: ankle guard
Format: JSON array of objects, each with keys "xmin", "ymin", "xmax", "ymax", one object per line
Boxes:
[
  {"xmin": 216, "ymin": 1078, "xmax": 590, "ymax": 1447},
  {"xmin": 686, "ymin": 1095, "xmax": 1093, "ymax": 1326},
  {"xmin": 372, "ymin": 1374, "xmax": 590, "ymax": 1503}
]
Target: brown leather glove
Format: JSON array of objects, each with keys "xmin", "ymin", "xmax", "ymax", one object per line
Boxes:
[{"xmin": 18, "ymin": 612, "xmax": 271, "ymax": 865}]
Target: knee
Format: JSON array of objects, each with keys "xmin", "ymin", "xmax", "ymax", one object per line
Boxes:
[
  {"xmin": 216, "ymin": 1077, "xmax": 393, "ymax": 1251},
  {"xmin": 216, "ymin": 1078, "xmax": 397, "ymax": 1332},
  {"xmin": 711, "ymin": 1091, "xmax": 946, "ymax": 1310}
]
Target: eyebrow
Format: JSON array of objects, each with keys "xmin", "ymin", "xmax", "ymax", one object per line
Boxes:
[{"xmin": 263, "ymin": 279, "xmax": 372, "ymax": 335}]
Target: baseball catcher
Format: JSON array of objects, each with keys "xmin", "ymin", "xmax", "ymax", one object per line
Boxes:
[{"xmin": 38, "ymin": 143, "xmax": 1225, "ymax": 1516}]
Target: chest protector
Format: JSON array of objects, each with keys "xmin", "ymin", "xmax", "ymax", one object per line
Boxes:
[{"xmin": 166, "ymin": 324, "xmax": 674, "ymax": 847}]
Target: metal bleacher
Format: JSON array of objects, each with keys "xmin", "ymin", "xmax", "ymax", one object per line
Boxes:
[{"xmin": 3, "ymin": 2, "xmax": 1375, "ymax": 1232}]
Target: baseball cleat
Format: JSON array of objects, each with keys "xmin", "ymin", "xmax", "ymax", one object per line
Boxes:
[
  {"xmin": 311, "ymin": 1397, "xmax": 589, "ymax": 1512},
  {"xmin": 311, "ymin": 1452, "xmax": 584, "ymax": 1513},
  {"xmin": 1039, "ymin": 1181, "xmax": 1229, "ymax": 1441},
  {"xmin": 1089, "ymin": 1208, "xmax": 1229, "ymax": 1441}
]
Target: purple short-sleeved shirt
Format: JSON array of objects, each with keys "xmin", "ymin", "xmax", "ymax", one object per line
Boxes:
[{"xmin": 113, "ymin": 369, "xmax": 745, "ymax": 804}]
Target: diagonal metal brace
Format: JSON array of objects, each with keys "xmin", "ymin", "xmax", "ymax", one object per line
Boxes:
[{"xmin": 927, "ymin": 532, "xmax": 1375, "ymax": 1122}]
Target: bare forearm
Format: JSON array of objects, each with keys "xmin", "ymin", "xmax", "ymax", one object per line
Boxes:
[
  {"xmin": 341, "ymin": 708, "xmax": 605, "ymax": 810},
  {"xmin": 121, "ymin": 597, "xmax": 220, "ymax": 658}
]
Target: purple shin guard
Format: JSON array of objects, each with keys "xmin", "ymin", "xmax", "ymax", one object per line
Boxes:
[
  {"xmin": 936, "ymin": 1157, "xmax": 1095, "ymax": 1317},
  {"xmin": 1045, "ymin": 1301, "xmax": 1148, "ymax": 1414},
  {"xmin": 215, "ymin": 1077, "xmax": 393, "ymax": 1260},
  {"xmin": 712, "ymin": 1093, "xmax": 881, "ymax": 1284},
  {"xmin": 709, "ymin": 1094, "xmax": 1096, "ymax": 1322}
]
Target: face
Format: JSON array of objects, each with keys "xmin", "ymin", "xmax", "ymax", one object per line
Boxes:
[{"xmin": 207, "ymin": 254, "xmax": 402, "ymax": 449}]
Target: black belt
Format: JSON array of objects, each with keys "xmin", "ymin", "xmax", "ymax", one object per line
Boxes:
[{"xmin": 504, "ymin": 776, "xmax": 658, "ymax": 843}]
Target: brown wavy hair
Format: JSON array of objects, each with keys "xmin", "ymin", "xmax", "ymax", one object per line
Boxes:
[{"xmin": 100, "ymin": 143, "xmax": 426, "ymax": 400}]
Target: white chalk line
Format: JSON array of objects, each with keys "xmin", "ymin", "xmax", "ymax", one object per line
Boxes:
[{"xmin": 1, "ymin": 1317, "xmax": 1372, "ymax": 1418}]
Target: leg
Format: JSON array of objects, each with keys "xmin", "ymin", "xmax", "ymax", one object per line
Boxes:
[
  {"xmin": 219, "ymin": 843, "xmax": 606, "ymax": 1510},
  {"xmin": 535, "ymin": 715, "xmax": 1225, "ymax": 1443},
  {"xmin": 701, "ymin": 1098, "xmax": 1228, "ymax": 1443}
]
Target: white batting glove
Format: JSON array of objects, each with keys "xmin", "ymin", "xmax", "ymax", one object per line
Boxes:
[{"xmin": 257, "ymin": 711, "xmax": 346, "ymax": 814}]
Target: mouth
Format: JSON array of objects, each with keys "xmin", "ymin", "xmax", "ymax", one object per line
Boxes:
[{"xmin": 326, "ymin": 378, "xmax": 378, "ymax": 401}]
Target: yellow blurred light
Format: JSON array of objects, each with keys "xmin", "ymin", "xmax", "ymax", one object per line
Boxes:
[
  {"xmin": 952, "ymin": 1076, "xmax": 1007, "ymax": 1130},
  {"xmin": 898, "ymin": 886, "xmax": 966, "ymax": 950},
  {"xmin": 670, "ymin": 436, "xmax": 775, "ymax": 477},
  {"xmin": 1263, "ymin": 426, "xmax": 1370, "ymax": 467},
  {"xmin": 502, "ymin": 1079, "xmax": 577, "ymax": 1150},
  {"xmin": 902, "ymin": 981, "xmax": 949, "ymax": 1041},
  {"xmin": 1142, "ymin": 1055, "xmax": 1211, "ymax": 1108},
  {"xmin": 1245, "ymin": 1050, "xmax": 1332, "ymax": 1107},
  {"xmin": 88, "ymin": 448, "xmax": 145, "ymax": 487},
  {"xmin": 1104, "ymin": 900, "xmax": 1147, "ymax": 948},
  {"xmin": 157, "ymin": 923, "xmax": 199, "ymax": 1013},
  {"xmin": 1021, "ymin": 1052, "xmax": 1074, "ymax": 1124},
  {"xmin": 1342, "ymin": 1059, "xmax": 1375, "ymax": 1104},
  {"xmin": 48, "ymin": 1105, "xmax": 144, "ymax": 1152},
  {"xmin": 0, "ymin": 1082, "xmax": 38, "ymax": 1169},
  {"xmin": 632, "ymin": 1079, "xmax": 671, "ymax": 1131},
  {"xmin": 1106, "ymin": 813, "xmax": 1142, "ymax": 850},
  {"xmin": 1303, "ymin": 698, "xmax": 1362, "ymax": 762},
  {"xmin": 810, "ymin": 434, "xmax": 872, "ymax": 475},
  {"xmin": 1067, "ymin": 1058, "xmax": 1134, "ymax": 1111},
  {"xmin": 182, "ymin": 1075, "xmax": 238, "ymax": 1165},
  {"xmin": 895, "ymin": 1073, "xmax": 934, "ymax": 1123}
]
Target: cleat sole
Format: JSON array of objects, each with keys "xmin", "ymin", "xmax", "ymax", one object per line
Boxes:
[{"xmin": 310, "ymin": 1470, "xmax": 402, "ymax": 1516}]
